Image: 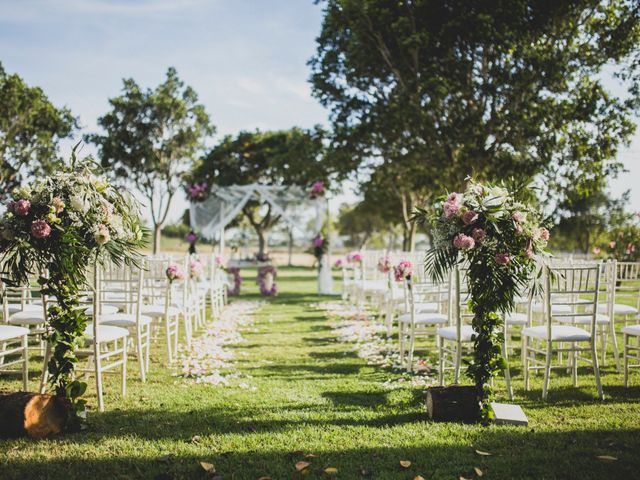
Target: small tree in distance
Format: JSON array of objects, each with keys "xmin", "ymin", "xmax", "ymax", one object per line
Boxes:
[{"xmin": 88, "ymin": 67, "xmax": 214, "ymax": 253}]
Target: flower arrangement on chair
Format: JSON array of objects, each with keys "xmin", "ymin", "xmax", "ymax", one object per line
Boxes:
[
  {"xmin": 413, "ymin": 178, "xmax": 550, "ymax": 420},
  {"xmin": 186, "ymin": 182, "xmax": 208, "ymax": 202},
  {"xmin": 0, "ymin": 149, "xmax": 147, "ymax": 429},
  {"xmin": 189, "ymin": 258, "xmax": 205, "ymax": 279},
  {"xmin": 257, "ymin": 265, "xmax": 278, "ymax": 296},
  {"xmin": 346, "ymin": 251, "xmax": 362, "ymax": 263},
  {"xmin": 393, "ymin": 260, "xmax": 413, "ymax": 282},
  {"xmin": 312, "ymin": 235, "xmax": 328, "ymax": 270},
  {"xmin": 377, "ymin": 256, "xmax": 392, "ymax": 273},
  {"xmin": 166, "ymin": 264, "xmax": 186, "ymax": 282},
  {"xmin": 333, "ymin": 258, "xmax": 344, "ymax": 269},
  {"xmin": 308, "ymin": 180, "xmax": 325, "ymax": 199}
]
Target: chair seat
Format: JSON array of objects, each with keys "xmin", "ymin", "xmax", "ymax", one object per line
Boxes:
[
  {"xmin": 436, "ymin": 325, "xmax": 475, "ymax": 342},
  {"xmin": 505, "ymin": 312, "xmax": 528, "ymax": 325},
  {"xmin": 398, "ymin": 312, "xmax": 448, "ymax": 324},
  {"xmin": 0, "ymin": 325, "xmax": 30, "ymax": 341},
  {"xmin": 622, "ymin": 325, "xmax": 640, "ymax": 336},
  {"xmin": 98, "ymin": 313, "xmax": 152, "ymax": 328},
  {"xmin": 8, "ymin": 310, "xmax": 46, "ymax": 326},
  {"xmin": 531, "ymin": 303, "xmax": 572, "ymax": 314},
  {"xmin": 521, "ymin": 325, "xmax": 591, "ymax": 342},
  {"xmin": 83, "ymin": 304, "xmax": 119, "ymax": 316},
  {"xmin": 598, "ymin": 303, "xmax": 638, "ymax": 315},
  {"xmin": 83, "ymin": 324, "xmax": 129, "ymax": 343},
  {"xmin": 5, "ymin": 303, "xmax": 42, "ymax": 315},
  {"xmin": 141, "ymin": 304, "xmax": 182, "ymax": 318},
  {"xmin": 557, "ymin": 313, "xmax": 610, "ymax": 325}
]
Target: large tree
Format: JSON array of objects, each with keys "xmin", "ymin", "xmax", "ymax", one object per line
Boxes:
[
  {"xmin": 190, "ymin": 127, "xmax": 330, "ymax": 256},
  {"xmin": 88, "ymin": 67, "xmax": 214, "ymax": 253},
  {"xmin": 311, "ymin": 0, "xmax": 640, "ymax": 242},
  {"xmin": 0, "ymin": 62, "xmax": 76, "ymax": 200}
]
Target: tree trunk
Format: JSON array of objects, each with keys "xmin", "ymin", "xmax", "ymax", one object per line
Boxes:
[
  {"xmin": 153, "ymin": 223, "xmax": 162, "ymax": 254},
  {"xmin": 288, "ymin": 230, "xmax": 294, "ymax": 266},
  {"xmin": 257, "ymin": 229, "xmax": 267, "ymax": 257},
  {"xmin": 0, "ymin": 392, "xmax": 70, "ymax": 438}
]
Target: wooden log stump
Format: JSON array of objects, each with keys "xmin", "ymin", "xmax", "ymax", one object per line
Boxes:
[
  {"xmin": 426, "ymin": 386, "xmax": 480, "ymax": 423},
  {"xmin": 0, "ymin": 392, "xmax": 69, "ymax": 438}
]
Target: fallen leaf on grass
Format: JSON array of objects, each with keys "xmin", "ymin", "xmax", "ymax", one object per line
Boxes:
[
  {"xmin": 324, "ymin": 467, "xmax": 338, "ymax": 475},
  {"xmin": 414, "ymin": 476, "xmax": 426, "ymax": 480},
  {"xmin": 474, "ymin": 466, "xmax": 484, "ymax": 476},
  {"xmin": 305, "ymin": 453, "xmax": 319, "ymax": 458},
  {"xmin": 199, "ymin": 462, "xmax": 216, "ymax": 473},
  {"xmin": 295, "ymin": 461, "xmax": 311, "ymax": 472},
  {"xmin": 596, "ymin": 455, "xmax": 618, "ymax": 463},
  {"xmin": 475, "ymin": 450, "xmax": 492, "ymax": 456},
  {"xmin": 191, "ymin": 435, "xmax": 201, "ymax": 444},
  {"xmin": 400, "ymin": 460, "xmax": 412, "ymax": 469}
]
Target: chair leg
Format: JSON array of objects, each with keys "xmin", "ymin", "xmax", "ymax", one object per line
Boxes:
[
  {"xmin": 591, "ymin": 340, "xmax": 604, "ymax": 400},
  {"xmin": 398, "ymin": 322, "xmax": 406, "ymax": 366},
  {"xmin": 407, "ymin": 323, "xmax": 416, "ymax": 372},
  {"xmin": 623, "ymin": 334, "xmax": 629, "ymax": 387},
  {"xmin": 39, "ymin": 342, "xmax": 51, "ymax": 394},
  {"xmin": 22, "ymin": 335, "xmax": 29, "ymax": 391},
  {"xmin": 502, "ymin": 330, "xmax": 513, "ymax": 401},
  {"xmin": 121, "ymin": 339, "xmax": 127, "ymax": 397},
  {"xmin": 136, "ymin": 330, "xmax": 146, "ymax": 382},
  {"xmin": 438, "ymin": 337, "xmax": 444, "ymax": 386},
  {"xmin": 523, "ymin": 335, "xmax": 530, "ymax": 391},
  {"xmin": 572, "ymin": 344, "xmax": 578, "ymax": 388},
  {"xmin": 542, "ymin": 342, "xmax": 552, "ymax": 400},
  {"xmin": 454, "ymin": 340, "xmax": 462, "ymax": 384},
  {"xmin": 610, "ymin": 317, "xmax": 621, "ymax": 373},
  {"xmin": 165, "ymin": 315, "xmax": 173, "ymax": 364},
  {"xmin": 600, "ymin": 327, "xmax": 607, "ymax": 367},
  {"xmin": 94, "ymin": 344, "xmax": 105, "ymax": 412},
  {"xmin": 0, "ymin": 342, "xmax": 6, "ymax": 366}
]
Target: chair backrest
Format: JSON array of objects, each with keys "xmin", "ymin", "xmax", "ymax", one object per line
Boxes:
[
  {"xmin": 99, "ymin": 262, "xmax": 144, "ymax": 317},
  {"xmin": 0, "ymin": 274, "xmax": 46, "ymax": 322},
  {"xmin": 545, "ymin": 263, "xmax": 601, "ymax": 338},
  {"xmin": 612, "ymin": 261, "xmax": 640, "ymax": 311},
  {"xmin": 407, "ymin": 273, "xmax": 449, "ymax": 316}
]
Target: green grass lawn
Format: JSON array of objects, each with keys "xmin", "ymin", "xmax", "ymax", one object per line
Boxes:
[{"xmin": 1, "ymin": 266, "xmax": 640, "ymax": 479}]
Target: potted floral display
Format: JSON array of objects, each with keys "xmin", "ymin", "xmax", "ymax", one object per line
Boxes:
[{"xmin": 413, "ymin": 179, "xmax": 550, "ymax": 421}]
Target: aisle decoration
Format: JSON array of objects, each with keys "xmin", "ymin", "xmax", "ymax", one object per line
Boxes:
[
  {"xmin": 413, "ymin": 179, "xmax": 550, "ymax": 420},
  {"xmin": 394, "ymin": 260, "xmax": 413, "ymax": 282},
  {"xmin": 308, "ymin": 180, "xmax": 325, "ymax": 200},
  {"xmin": 189, "ymin": 258, "xmax": 205, "ymax": 279},
  {"xmin": 312, "ymin": 235, "xmax": 328, "ymax": 270},
  {"xmin": 0, "ymin": 151, "xmax": 146, "ymax": 428},
  {"xmin": 257, "ymin": 265, "xmax": 278, "ymax": 296},
  {"xmin": 166, "ymin": 264, "xmax": 186, "ymax": 282},
  {"xmin": 377, "ymin": 256, "xmax": 392, "ymax": 273},
  {"xmin": 186, "ymin": 182, "xmax": 209, "ymax": 202},
  {"xmin": 347, "ymin": 251, "xmax": 362, "ymax": 263},
  {"xmin": 227, "ymin": 267, "xmax": 242, "ymax": 296},
  {"xmin": 334, "ymin": 258, "xmax": 344, "ymax": 269}
]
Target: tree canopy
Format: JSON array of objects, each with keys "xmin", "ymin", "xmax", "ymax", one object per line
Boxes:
[
  {"xmin": 310, "ymin": 0, "xmax": 640, "ymax": 249},
  {"xmin": 0, "ymin": 62, "xmax": 76, "ymax": 200},
  {"xmin": 87, "ymin": 67, "xmax": 214, "ymax": 253}
]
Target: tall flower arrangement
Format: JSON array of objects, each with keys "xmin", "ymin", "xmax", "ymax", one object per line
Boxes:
[
  {"xmin": 312, "ymin": 235, "xmax": 328, "ymax": 269},
  {"xmin": 414, "ymin": 179, "xmax": 550, "ymax": 418},
  {"xmin": 0, "ymin": 152, "xmax": 146, "ymax": 425}
]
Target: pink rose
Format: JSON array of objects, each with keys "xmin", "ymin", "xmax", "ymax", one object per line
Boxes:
[
  {"xmin": 14, "ymin": 199, "xmax": 31, "ymax": 216},
  {"xmin": 592, "ymin": 247, "xmax": 601, "ymax": 254},
  {"xmin": 495, "ymin": 253, "xmax": 511, "ymax": 265},
  {"xmin": 512, "ymin": 211, "xmax": 525, "ymax": 223},
  {"xmin": 30, "ymin": 220, "xmax": 51, "ymax": 239},
  {"xmin": 609, "ymin": 241, "xmax": 617, "ymax": 249},
  {"xmin": 313, "ymin": 236, "xmax": 324, "ymax": 248},
  {"xmin": 442, "ymin": 192, "xmax": 463, "ymax": 218},
  {"xmin": 462, "ymin": 210, "xmax": 478, "ymax": 225},
  {"xmin": 334, "ymin": 258, "xmax": 344, "ymax": 268},
  {"xmin": 453, "ymin": 233, "xmax": 475, "ymax": 250},
  {"xmin": 394, "ymin": 260, "xmax": 413, "ymax": 281},
  {"xmin": 515, "ymin": 223, "xmax": 524, "ymax": 235},
  {"xmin": 540, "ymin": 228, "xmax": 550, "ymax": 242},
  {"xmin": 472, "ymin": 228, "xmax": 486, "ymax": 243}
]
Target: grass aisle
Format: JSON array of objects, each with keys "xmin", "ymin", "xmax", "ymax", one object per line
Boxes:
[{"xmin": 2, "ymin": 266, "xmax": 640, "ymax": 479}]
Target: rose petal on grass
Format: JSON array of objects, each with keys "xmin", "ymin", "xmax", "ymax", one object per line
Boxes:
[
  {"xmin": 324, "ymin": 467, "xmax": 338, "ymax": 475},
  {"xmin": 475, "ymin": 450, "xmax": 492, "ymax": 456},
  {"xmin": 596, "ymin": 455, "xmax": 618, "ymax": 462},
  {"xmin": 414, "ymin": 476, "xmax": 426, "ymax": 480},
  {"xmin": 474, "ymin": 466, "xmax": 484, "ymax": 476},
  {"xmin": 295, "ymin": 461, "xmax": 311, "ymax": 472},
  {"xmin": 199, "ymin": 461, "xmax": 215, "ymax": 473},
  {"xmin": 400, "ymin": 460, "xmax": 412, "ymax": 469}
]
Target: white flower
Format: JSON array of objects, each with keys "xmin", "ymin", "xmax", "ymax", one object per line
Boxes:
[
  {"xmin": 70, "ymin": 194, "xmax": 89, "ymax": 214},
  {"xmin": 483, "ymin": 186, "xmax": 509, "ymax": 207},
  {"xmin": 94, "ymin": 224, "xmax": 110, "ymax": 245}
]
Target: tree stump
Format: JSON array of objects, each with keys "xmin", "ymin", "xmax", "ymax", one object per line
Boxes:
[
  {"xmin": 0, "ymin": 392, "xmax": 69, "ymax": 438},
  {"xmin": 426, "ymin": 386, "xmax": 480, "ymax": 423}
]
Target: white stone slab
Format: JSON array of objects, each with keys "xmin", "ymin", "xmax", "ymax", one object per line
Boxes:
[{"xmin": 490, "ymin": 402, "xmax": 528, "ymax": 426}]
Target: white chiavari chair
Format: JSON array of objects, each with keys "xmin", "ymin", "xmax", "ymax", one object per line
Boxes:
[{"xmin": 522, "ymin": 263, "xmax": 604, "ymax": 400}]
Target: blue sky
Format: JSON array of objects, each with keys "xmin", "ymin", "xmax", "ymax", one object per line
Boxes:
[{"xmin": 1, "ymin": 0, "xmax": 638, "ymax": 222}]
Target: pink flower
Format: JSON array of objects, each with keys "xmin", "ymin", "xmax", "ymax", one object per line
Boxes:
[
  {"xmin": 309, "ymin": 181, "xmax": 325, "ymax": 198},
  {"xmin": 627, "ymin": 243, "xmax": 636, "ymax": 254},
  {"xmin": 185, "ymin": 231, "xmax": 198, "ymax": 243},
  {"xmin": 334, "ymin": 258, "xmax": 344, "ymax": 268},
  {"xmin": 377, "ymin": 256, "xmax": 391, "ymax": 273},
  {"xmin": 394, "ymin": 260, "xmax": 413, "ymax": 281},
  {"xmin": 215, "ymin": 255, "xmax": 225, "ymax": 266},
  {"xmin": 313, "ymin": 236, "xmax": 324, "ymax": 248},
  {"xmin": 515, "ymin": 223, "xmax": 524, "ymax": 235},
  {"xmin": 166, "ymin": 264, "xmax": 185, "ymax": 282},
  {"xmin": 512, "ymin": 211, "xmax": 525, "ymax": 223},
  {"xmin": 495, "ymin": 253, "xmax": 511, "ymax": 265},
  {"xmin": 472, "ymin": 228, "xmax": 487, "ymax": 243},
  {"xmin": 30, "ymin": 220, "xmax": 51, "ymax": 239},
  {"xmin": 453, "ymin": 233, "xmax": 475, "ymax": 250},
  {"xmin": 592, "ymin": 247, "xmax": 601, "ymax": 255},
  {"xmin": 347, "ymin": 252, "xmax": 362, "ymax": 263},
  {"xmin": 462, "ymin": 210, "xmax": 478, "ymax": 225},
  {"xmin": 14, "ymin": 199, "xmax": 31, "ymax": 216},
  {"xmin": 609, "ymin": 241, "xmax": 617, "ymax": 249},
  {"xmin": 189, "ymin": 259, "xmax": 204, "ymax": 278},
  {"xmin": 51, "ymin": 197, "xmax": 65, "ymax": 213},
  {"xmin": 540, "ymin": 228, "xmax": 550, "ymax": 241},
  {"xmin": 442, "ymin": 193, "xmax": 463, "ymax": 219}
]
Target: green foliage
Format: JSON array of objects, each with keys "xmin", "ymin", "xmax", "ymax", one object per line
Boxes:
[
  {"xmin": 87, "ymin": 67, "xmax": 214, "ymax": 253},
  {"xmin": 311, "ymin": 0, "xmax": 640, "ymax": 220},
  {"xmin": 0, "ymin": 62, "xmax": 77, "ymax": 200}
]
